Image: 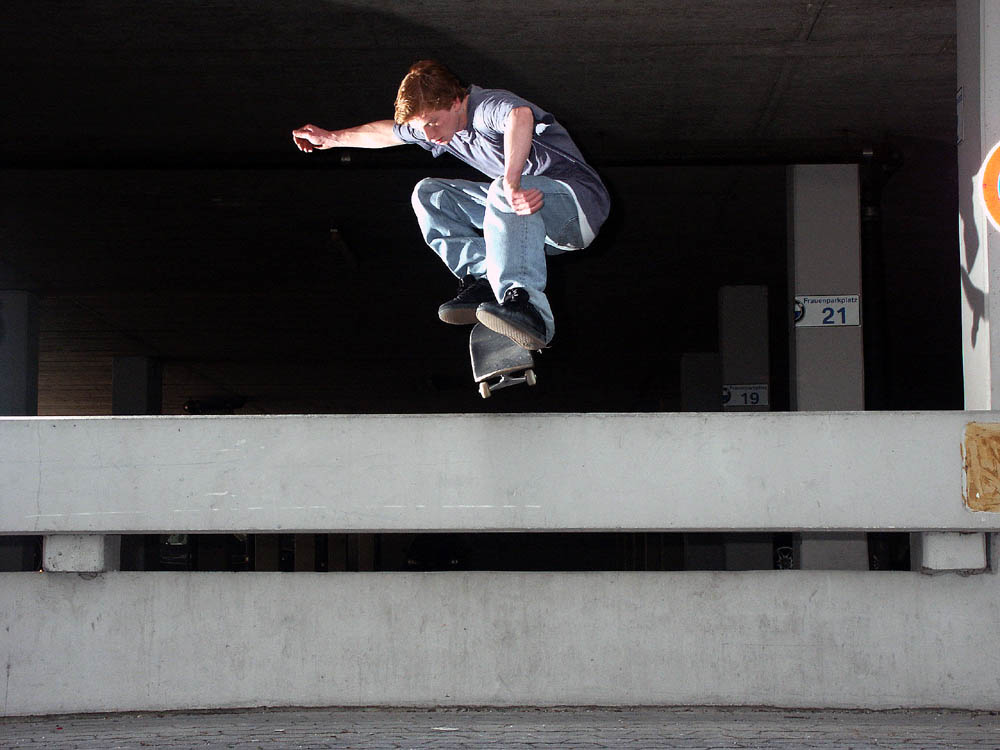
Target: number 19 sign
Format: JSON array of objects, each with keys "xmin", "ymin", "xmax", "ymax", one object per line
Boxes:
[{"xmin": 794, "ymin": 295, "xmax": 861, "ymax": 327}]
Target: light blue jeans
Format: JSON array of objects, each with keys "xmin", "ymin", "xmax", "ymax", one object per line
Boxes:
[{"xmin": 411, "ymin": 175, "xmax": 586, "ymax": 343}]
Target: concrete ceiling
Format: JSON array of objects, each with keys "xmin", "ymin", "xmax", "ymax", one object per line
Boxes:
[
  {"xmin": 2, "ymin": 0, "xmax": 957, "ymax": 167},
  {"xmin": 0, "ymin": 1, "xmax": 963, "ymax": 415}
]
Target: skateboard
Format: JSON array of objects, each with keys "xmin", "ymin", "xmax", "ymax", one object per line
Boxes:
[{"xmin": 469, "ymin": 322, "xmax": 538, "ymax": 398}]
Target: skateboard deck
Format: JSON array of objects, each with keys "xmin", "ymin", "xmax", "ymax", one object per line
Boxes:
[{"xmin": 469, "ymin": 322, "xmax": 537, "ymax": 398}]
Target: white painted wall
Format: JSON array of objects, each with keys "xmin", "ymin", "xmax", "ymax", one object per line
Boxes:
[
  {"xmin": 3, "ymin": 567, "xmax": 999, "ymax": 716},
  {"xmin": 958, "ymin": 0, "xmax": 1000, "ymax": 408}
]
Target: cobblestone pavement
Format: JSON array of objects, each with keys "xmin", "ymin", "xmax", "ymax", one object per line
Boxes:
[{"xmin": 2, "ymin": 706, "xmax": 999, "ymax": 749}]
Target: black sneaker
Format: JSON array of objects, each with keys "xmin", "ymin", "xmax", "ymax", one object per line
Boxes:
[
  {"xmin": 438, "ymin": 275, "xmax": 495, "ymax": 325},
  {"xmin": 476, "ymin": 287, "xmax": 548, "ymax": 350}
]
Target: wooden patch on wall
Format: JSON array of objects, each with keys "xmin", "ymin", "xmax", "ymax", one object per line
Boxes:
[{"xmin": 965, "ymin": 423, "xmax": 1000, "ymax": 512}]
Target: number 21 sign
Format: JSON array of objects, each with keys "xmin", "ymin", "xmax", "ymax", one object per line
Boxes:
[{"xmin": 794, "ymin": 295, "xmax": 861, "ymax": 327}]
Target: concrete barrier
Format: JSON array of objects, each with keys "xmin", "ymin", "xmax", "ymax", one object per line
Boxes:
[
  {"xmin": 2, "ymin": 566, "xmax": 1000, "ymax": 715},
  {"xmin": 2, "ymin": 412, "xmax": 1000, "ymax": 534},
  {"xmin": 3, "ymin": 412, "xmax": 1000, "ymax": 715}
]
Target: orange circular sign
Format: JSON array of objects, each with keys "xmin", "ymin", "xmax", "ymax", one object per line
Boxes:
[{"xmin": 983, "ymin": 140, "xmax": 1000, "ymax": 232}]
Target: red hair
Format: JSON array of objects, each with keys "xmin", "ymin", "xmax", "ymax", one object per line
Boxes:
[{"xmin": 394, "ymin": 60, "xmax": 467, "ymax": 124}]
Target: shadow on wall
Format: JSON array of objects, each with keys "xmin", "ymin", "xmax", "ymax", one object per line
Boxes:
[{"xmin": 960, "ymin": 201, "xmax": 985, "ymax": 350}]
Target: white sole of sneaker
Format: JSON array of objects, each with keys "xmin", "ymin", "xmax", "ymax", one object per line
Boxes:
[
  {"xmin": 475, "ymin": 309, "xmax": 547, "ymax": 350},
  {"xmin": 438, "ymin": 306, "xmax": 480, "ymax": 325}
]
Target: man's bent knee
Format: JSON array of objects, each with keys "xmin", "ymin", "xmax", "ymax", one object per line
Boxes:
[{"xmin": 411, "ymin": 177, "xmax": 443, "ymax": 213}]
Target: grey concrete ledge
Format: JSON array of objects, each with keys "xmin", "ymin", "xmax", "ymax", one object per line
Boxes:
[
  {"xmin": 2, "ymin": 411, "xmax": 999, "ymax": 534},
  {"xmin": 3, "ymin": 570, "xmax": 1000, "ymax": 714}
]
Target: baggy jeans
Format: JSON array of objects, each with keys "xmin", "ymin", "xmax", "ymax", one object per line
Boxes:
[{"xmin": 410, "ymin": 175, "xmax": 587, "ymax": 343}]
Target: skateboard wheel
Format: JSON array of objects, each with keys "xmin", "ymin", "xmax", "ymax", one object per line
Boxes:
[
  {"xmin": 479, "ymin": 382, "xmax": 491, "ymax": 399},
  {"xmin": 525, "ymin": 369, "xmax": 537, "ymax": 387}
]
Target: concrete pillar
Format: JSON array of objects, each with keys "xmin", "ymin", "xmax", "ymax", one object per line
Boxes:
[
  {"xmin": 912, "ymin": 532, "xmax": 988, "ymax": 574},
  {"xmin": 112, "ymin": 356, "xmax": 162, "ymax": 415},
  {"xmin": 787, "ymin": 165, "xmax": 864, "ymax": 411},
  {"xmin": 43, "ymin": 535, "xmax": 121, "ymax": 573},
  {"xmin": 788, "ymin": 165, "xmax": 868, "ymax": 569},
  {"xmin": 958, "ymin": 0, "xmax": 1000, "ymax": 409},
  {"xmin": 0, "ymin": 291, "xmax": 39, "ymax": 416}
]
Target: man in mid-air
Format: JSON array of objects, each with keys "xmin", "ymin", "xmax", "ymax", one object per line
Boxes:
[{"xmin": 293, "ymin": 60, "xmax": 609, "ymax": 350}]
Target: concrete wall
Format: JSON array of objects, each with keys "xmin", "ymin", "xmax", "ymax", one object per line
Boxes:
[
  {"xmin": 4, "ymin": 412, "xmax": 1000, "ymax": 715},
  {"xmin": 3, "ymin": 566, "xmax": 1000, "ymax": 715},
  {"xmin": 3, "ymin": 412, "xmax": 1000, "ymax": 535}
]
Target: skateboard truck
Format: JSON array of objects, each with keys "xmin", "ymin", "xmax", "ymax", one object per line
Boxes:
[{"xmin": 477, "ymin": 365, "xmax": 538, "ymax": 398}]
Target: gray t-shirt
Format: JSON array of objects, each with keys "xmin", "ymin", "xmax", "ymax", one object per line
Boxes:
[{"xmin": 393, "ymin": 85, "xmax": 610, "ymax": 233}]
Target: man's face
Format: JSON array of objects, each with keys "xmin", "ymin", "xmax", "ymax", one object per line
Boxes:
[{"xmin": 409, "ymin": 98, "xmax": 465, "ymax": 145}]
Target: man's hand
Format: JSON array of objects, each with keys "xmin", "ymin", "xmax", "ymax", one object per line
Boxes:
[
  {"xmin": 505, "ymin": 180, "xmax": 544, "ymax": 216},
  {"xmin": 292, "ymin": 124, "xmax": 335, "ymax": 152}
]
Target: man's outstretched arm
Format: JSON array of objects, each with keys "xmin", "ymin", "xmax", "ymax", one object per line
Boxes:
[{"xmin": 292, "ymin": 120, "xmax": 404, "ymax": 152}]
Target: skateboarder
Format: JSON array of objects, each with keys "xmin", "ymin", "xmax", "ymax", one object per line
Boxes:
[{"xmin": 292, "ymin": 60, "xmax": 610, "ymax": 350}]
